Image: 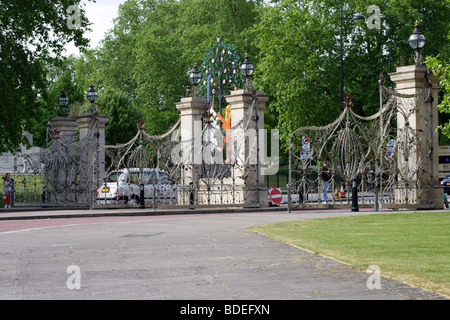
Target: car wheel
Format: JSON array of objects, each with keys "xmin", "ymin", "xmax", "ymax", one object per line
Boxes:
[{"xmin": 118, "ymin": 197, "xmax": 128, "ymax": 205}]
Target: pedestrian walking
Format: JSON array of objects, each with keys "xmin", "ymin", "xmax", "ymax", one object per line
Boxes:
[
  {"xmin": 2, "ymin": 173, "xmax": 14, "ymax": 208},
  {"xmin": 320, "ymin": 161, "xmax": 332, "ymax": 204}
]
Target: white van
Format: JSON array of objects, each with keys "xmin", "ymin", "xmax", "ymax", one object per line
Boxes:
[{"xmin": 96, "ymin": 168, "xmax": 178, "ymax": 205}]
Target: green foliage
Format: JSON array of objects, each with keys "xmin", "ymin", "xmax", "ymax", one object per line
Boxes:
[
  {"xmin": 29, "ymin": 56, "xmax": 86, "ymax": 147},
  {"xmin": 73, "ymin": 0, "xmax": 263, "ymax": 136},
  {"xmin": 255, "ymin": 0, "xmax": 450, "ymax": 153},
  {"xmin": 256, "ymin": 0, "xmax": 341, "ymax": 153},
  {"xmin": 96, "ymin": 89, "xmax": 143, "ymax": 146},
  {"xmin": 0, "ymin": 0, "xmax": 92, "ymax": 153},
  {"xmin": 8, "ymin": 0, "xmax": 450, "ymax": 156},
  {"xmin": 427, "ymin": 55, "xmax": 450, "ymax": 141}
]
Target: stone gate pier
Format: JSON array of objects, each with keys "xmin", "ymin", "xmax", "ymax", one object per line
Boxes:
[
  {"xmin": 175, "ymin": 88, "xmax": 269, "ymax": 208},
  {"xmin": 390, "ymin": 64, "xmax": 443, "ymax": 209}
]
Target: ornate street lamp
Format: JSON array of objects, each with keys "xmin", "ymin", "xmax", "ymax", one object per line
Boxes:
[
  {"xmin": 408, "ymin": 21, "xmax": 426, "ymax": 65},
  {"xmin": 339, "ymin": 2, "xmax": 365, "ymax": 212},
  {"xmin": 240, "ymin": 52, "xmax": 254, "ymax": 78},
  {"xmin": 86, "ymin": 83, "xmax": 98, "ymax": 112},
  {"xmin": 240, "ymin": 53, "xmax": 254, "ymax": 90},
  {"xmin": 59, "ymin": 88, "xmax": 69, "ymax": 116},
  {"xmin": 86, "ymin": 83, "xmax": 100, "ymax": 206},
  {"xmin": 189, "ymin": 63, "xmax": 202, "ymax": 97}
]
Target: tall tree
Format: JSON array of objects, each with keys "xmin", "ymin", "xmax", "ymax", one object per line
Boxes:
[
  {"xmin": 30, "ymin": 55, "xmax": 86, "ymax": 148},
  {"xmin": 256, "ymin": 0, "xmax": 450, "ymax": 153},
  {"xmin": 0, "ymin": 0, "xmax": 92, "ymax": 153},
  {"xmin": 76, "ymin": 0, "xmax": 263, "ymax": 136},
  {"xmin": 96, "ymin": 88, "xmax": 143, "ymax": 146}
]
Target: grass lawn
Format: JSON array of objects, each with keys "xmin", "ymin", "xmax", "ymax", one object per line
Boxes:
[{"xmin": 248, "ymin": 211, "xmax": 450, "ymax": 297}]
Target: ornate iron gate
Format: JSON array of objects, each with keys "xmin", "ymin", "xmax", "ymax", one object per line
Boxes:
[
  {"xmin": 288, "ymin": 76, "xmax": 435, "ymax": 210},
  {"xmin": 95, "ymin": 94, "xmax": 262, "ymax": 209},
  {"xmin": 13, "ymin": 117, "xmax": 98, "ymax": 207}
]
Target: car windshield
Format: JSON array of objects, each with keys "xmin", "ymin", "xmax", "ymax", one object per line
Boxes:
[
  {"xmin": 131, "ymin": 171, "xmax": 158, "ymax": 184},
  {"xmin": 106, "ymin": 171, "xmax": 120, "ymax": 182},
  {"xmin": 106, "ymin": 169, "xmax": 174, "ymax": 184}
]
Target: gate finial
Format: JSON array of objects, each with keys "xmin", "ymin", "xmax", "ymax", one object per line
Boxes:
[{"xmin": 343, "ymin": 94, "xmax": 354, "ymax": 108}]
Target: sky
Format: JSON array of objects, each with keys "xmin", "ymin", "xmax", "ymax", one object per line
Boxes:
[
  {"xmin": 63, "ymin": 0, "xmax": 275, "ymax": 57},
  {"xmin": 64, "ymin": 0, "xmax": 126, "ymax": 57}
]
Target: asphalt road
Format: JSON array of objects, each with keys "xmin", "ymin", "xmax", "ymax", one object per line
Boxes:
[{"xmin": 0, "ymin": 207, "xmax": 447, "ymax": 302}]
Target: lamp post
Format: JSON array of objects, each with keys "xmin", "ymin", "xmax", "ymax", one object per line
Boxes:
[
  {"xmin": 59, "ymin": 88, "xmax": 69, "ymax": 117},
  {"xmin": 339, "ymin": 2, "xmax": 365, "ymax": 212},
  {"xmin": 240, "ymin": 52, "xmax": 255, "ymax": 90},
  {"xmin": 189, "ymin": 63, "xmax": 202, "ymax": 97},
  {"xmin": 86, "ymin": 83, "xmax": 99, "ymax": 209},
  {"xmin": 86, "ymin": 83, "xmax": 98, "ymax": 112},
  {"xmin": 408, "ymin": 20, "xmax": 426, "ymax": 65},
  {"xmin": 137, "ymin": 120, "xmax": 145, "ymax": 209},
  {"xmin": 340, "ymin": 1, "xmax": 366, "ymax": 112}
]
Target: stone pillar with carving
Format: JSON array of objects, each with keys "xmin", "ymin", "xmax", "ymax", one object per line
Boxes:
[
  {"xmin": 175, "ymin": 96, "xmax": 205, "ymax": 205},
  {"xmin": 226, "ymin": 89, "xmax": 269, "ymax": 207},
  {"xmin": 76, "ymin": 113, "xmax": 109, "ymax": 201},
  {"xmin": 389, "ymin": 64, "xmax": 443, "ymax": 208},
  {"xmin": 49, "ymin": 116, "xmax": 78, "ymax": 143}
]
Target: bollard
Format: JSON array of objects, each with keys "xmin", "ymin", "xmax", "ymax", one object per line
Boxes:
[
  {"xmin": 287, "ymin": 184, "xmax": 291, "ymax": 213},
  {"xmin": 189, "ymin": 182, "xmax": 194, "ymax": 205},
  {"xmin": 374, "ymin": 188, "xmax": 379, "ymax": 211},
  {"xmin": 153, "ymin": 186, "xmax": 156, "ymax": 211},
  {"xmin": 351, "ymin": 178, "xmax": 359, "ymax": 212},
  {"xmin": 140, "ymin": 184, "xmax": 145, "ymax": 209}
]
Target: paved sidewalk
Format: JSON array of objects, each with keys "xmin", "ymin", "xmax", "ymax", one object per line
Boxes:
[
  {"xmin": 0, "ymin": 205, "xmax": 289, "ymax": 220},
  {"xmin": 0, "ymin": 207, "xmax": 447, "ymax": 300}
]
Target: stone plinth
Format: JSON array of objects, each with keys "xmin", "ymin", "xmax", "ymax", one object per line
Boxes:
[
  {"xmin": 49, "ymin": 117, "xmax": 78, "ymax": 143},
  {"xmin": 174, "ymin": 90, "xmax": 270, "ymax": 208}
]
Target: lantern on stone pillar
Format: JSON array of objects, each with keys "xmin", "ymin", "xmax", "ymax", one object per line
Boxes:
[
  {"xmin": 59, "ymin": 88, "xmax": 69, "ymax": 116},
  {"xmin": 189, "ymin": 63, "xmax": 202, "ymax": 97},
  {"xmin": 408, "ymin": 21, "xmax": 426, "ymax": 65}
]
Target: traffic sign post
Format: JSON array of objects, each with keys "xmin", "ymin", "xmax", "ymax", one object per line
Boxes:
[
  {"xmin": 302, "ymin": 136, "xmax": 310, "ymax": 151},
  {"xmin": 270, "ymin": 188, "xmax": 283, "ymax": 205}
]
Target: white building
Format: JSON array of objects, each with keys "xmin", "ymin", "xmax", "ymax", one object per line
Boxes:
[{"xmin": 0, "ymin": 131, "xmax": 43, "ymax": 174}]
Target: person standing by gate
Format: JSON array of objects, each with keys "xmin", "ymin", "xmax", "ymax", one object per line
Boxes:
[
  {"xmin": 320, "ymin": 161, "xmax": 332, "ymax": 204},
  {"xmin": 2, "ymin": 173, "xmax": 14, "ymax": 208}
]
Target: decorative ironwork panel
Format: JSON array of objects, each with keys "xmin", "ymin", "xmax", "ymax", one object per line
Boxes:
[
  {"xmin": 13, "ymin": 118, "xmax": 99, "ymax": 207},
  {"xmin": 96, "ymin": 94, "xmax": 261, "ymax": 209},
  {"xmin": 288, "ymin": 81, "xmax": 434, "ymax": 209}
]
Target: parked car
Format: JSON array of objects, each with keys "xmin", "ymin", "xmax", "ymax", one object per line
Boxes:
[
  {"xmin": 440, "ymin": 174, "xmax": 450, "ymax": 194},
  {"xmin": 96, "ymin": 168, "xmax": 178, "ymax": 205}
]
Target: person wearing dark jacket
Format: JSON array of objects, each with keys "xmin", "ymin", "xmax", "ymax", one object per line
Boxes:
[{"xmin": 320, "ymin": 161, "xmax": 332, "ymax": 203}]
